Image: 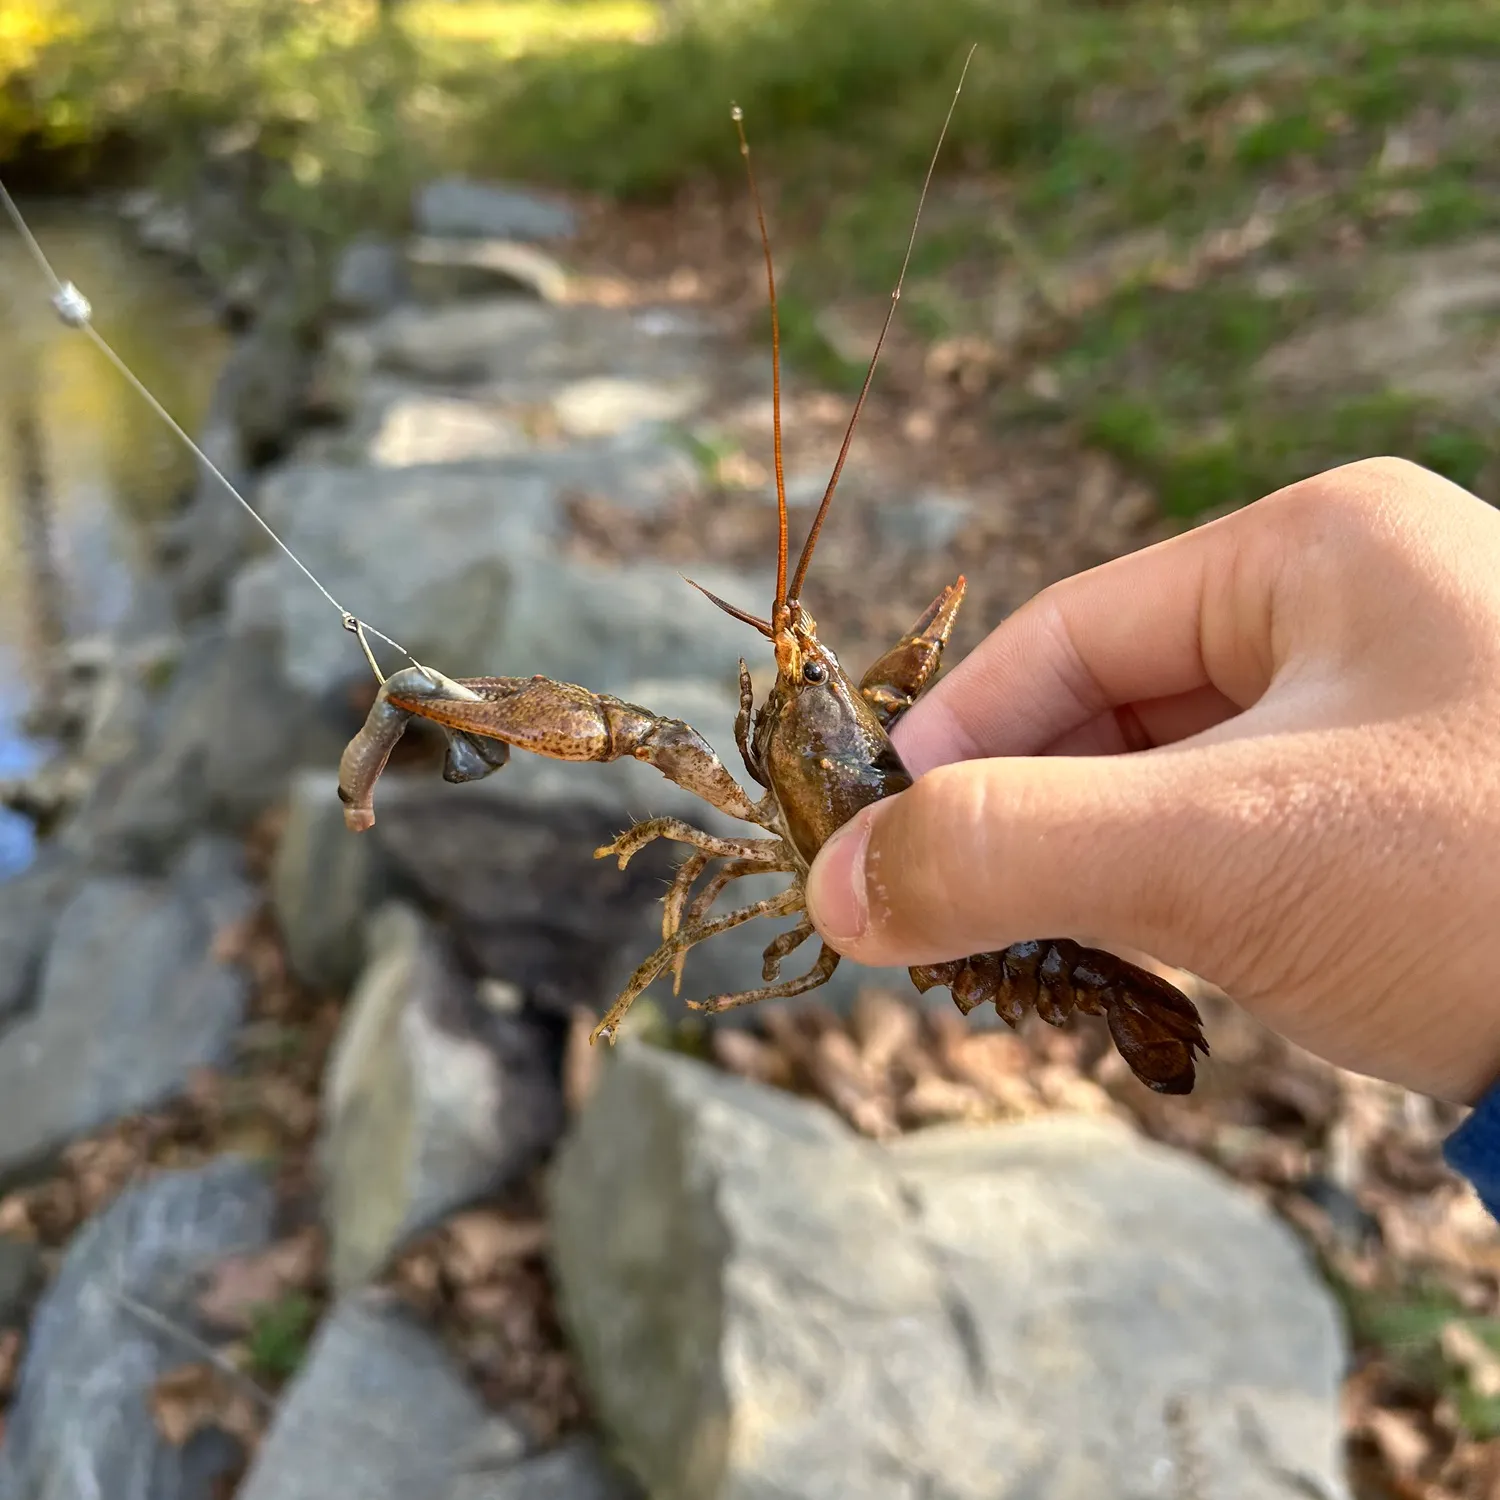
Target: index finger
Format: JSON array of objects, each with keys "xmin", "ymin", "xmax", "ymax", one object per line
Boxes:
[{"xmin": 892, "ymin": 500, "xmax": 1281, "ymax": 776}]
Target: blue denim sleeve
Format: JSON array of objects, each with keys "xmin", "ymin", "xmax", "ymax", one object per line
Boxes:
[{"xmin": 1443, "ymin": 1081, "xmax": 1500, "ymax": 1222}]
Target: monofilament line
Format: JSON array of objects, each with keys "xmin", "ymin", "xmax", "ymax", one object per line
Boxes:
[{"xmin": 0, "ymin": 174, "xmax": 416, "ymax": 676}]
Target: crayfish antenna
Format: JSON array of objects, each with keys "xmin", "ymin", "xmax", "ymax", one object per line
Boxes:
[
  {"xmin": 786, "ymin": 43, "xmax": 978, "ymax": 604},
  {"xmin": 682, "ymin": 575, "xmax": 774, "ymax": 637},
  {"xmin": 730, "ymin": 102, "xmax": 789, "ymax": 625}
]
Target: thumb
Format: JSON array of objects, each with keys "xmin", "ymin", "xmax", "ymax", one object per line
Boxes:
[{"xmin": 803, "ymin": 730, "xmax": 1347, "ymax": 995}]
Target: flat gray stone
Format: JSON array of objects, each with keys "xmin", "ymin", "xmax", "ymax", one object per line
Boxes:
[
  {"xmin": 548, "ymin": 1046, "xmax": 1351, "ymax": 1500},
  {"xmin": 0, "ymin": 838, "xmax": 256, "ymax": 1182},
  {"xmin": 0, "ymin": 855, "xmax": 76, "ymax": 1030},
  {"xmin": 872, "ymin": 489, "xmax": 974, "ymax": 551},
  {"xmin": 0, "ymin": 1158, "xmax": 275, "ymax": 1500},
  {"xmin": 414, "ymin": 178, "xmax": 578, "ymax": 242},
  {"xmin": 272, "ymin": 770, "xmax": 377, "ymax": 994},
  {"xmin": 550, "ymin": 375, "xmax": 705, "ymax": 438},
  {"xmin": 333, "ymin": 235, "xmax": 409, "ymax": 317},
  {"xmin": 237, "ymin": 1294, "xmax": 519, "ymax": 1500},
  {"xmin": 367, "ymin": 392, "xmax": 531, "ymax": 468},
  {"xmin": 448, "ymin": 1438, "xmax": 641, "ymax": 1500},
  {"xmin": 241, "ymin": 458, "xmax": 765, "ymax": 710},
  {"xmin": 320, "ymin": 904, "xmax": 563, "ymax": 1291},
  {"xmin": 408, "ymin": 237, "xmax": 570, "ymax": 304},
  {"xmin": 59, "ymin": 615, "xmax": 329, "ymax": 872},
  {"xmin": 326, "ymin": 300, "xmax": 712, "ymax": 395}
]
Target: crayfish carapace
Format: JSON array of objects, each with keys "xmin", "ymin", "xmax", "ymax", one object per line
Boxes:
[{"xmin": 336, "ymin": 54, "xmax": 1210, "ymax": 1094}]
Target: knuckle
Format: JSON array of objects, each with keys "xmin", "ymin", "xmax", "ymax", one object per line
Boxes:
[{"xmin": 1261, "ymin": 455, "xmax": 1452, "ymax": 545}]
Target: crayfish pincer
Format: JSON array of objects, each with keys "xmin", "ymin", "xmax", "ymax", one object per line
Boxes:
[{"xmin": 335, "ymin": 60, "xmax": 1210, "ymax": 1095}]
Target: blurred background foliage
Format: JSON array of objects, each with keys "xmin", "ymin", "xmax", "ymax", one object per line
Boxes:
[{"xmin": 3, "ymin": 0, "xmax": 1499, "ymax": 511}]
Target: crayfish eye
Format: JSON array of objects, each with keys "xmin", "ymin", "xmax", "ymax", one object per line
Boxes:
[{"xmin": 802, "ymin": 660, "xmax": 829, "ymax": 684}]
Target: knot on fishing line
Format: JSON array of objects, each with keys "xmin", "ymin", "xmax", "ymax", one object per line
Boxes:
[{"xmin": 50, "ymin": 283, "xmax": 91, "ymax": 329}]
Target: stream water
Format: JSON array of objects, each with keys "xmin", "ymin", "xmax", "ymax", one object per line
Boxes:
[{"xmin": 0, "ymin": 202, "xmax": 227, "ymax": 877}]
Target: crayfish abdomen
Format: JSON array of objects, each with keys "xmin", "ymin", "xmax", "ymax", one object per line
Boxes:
[{"xmin": 910, "ymin": 941, "xmax": 1207, "ymax": 1095}]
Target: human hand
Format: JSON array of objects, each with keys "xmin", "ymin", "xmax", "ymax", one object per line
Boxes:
[{"xmin": 805, "ymin": 458, "xmax": 1500, "ymax": 1103}]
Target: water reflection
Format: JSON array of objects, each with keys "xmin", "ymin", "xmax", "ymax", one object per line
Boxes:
[{"xmin": 0, "ymin": 203, "xmax": 227, "ymax": 876}]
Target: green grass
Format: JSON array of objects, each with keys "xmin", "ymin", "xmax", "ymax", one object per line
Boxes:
[
  {"xmin": 1085, "ymin": 390, "xmax": 1492, "ymax": 515},
  {"xmin": 1341, "ymin": 1279, "xmax": 1500, "ymax": 1440},
  {"xmin": 445, "ymin": 0, "xmax": 1500, "ymax": 515},
  {"xmin": 246, "ymin": 1293, "xmax": 317, "ymax": 1382},
  {"xmin": 7, "ymin": 0, "xmax": 1500, "ymax": 514}
]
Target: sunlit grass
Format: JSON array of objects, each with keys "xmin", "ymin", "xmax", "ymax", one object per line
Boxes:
[
  {"xmin": 5, "ymin": 0, "xmax": 1498, "ymax": 514},
  {"xmin": 402, "ymin": 0, "xmax": 660, "ymax": 57}
]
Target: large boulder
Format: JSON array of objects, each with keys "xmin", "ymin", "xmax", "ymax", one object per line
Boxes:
[
  {"xmin": 0, "ymin": 838, "xmax": 256, "ymax": 1183},
  {"xmin": 318, "ymin": 904, "xmax": 564, "ymax": 1292},
  {"xmin": 413, "ymin": 179, "xmax": 578, "ymax": 243},
  {"xmin": 548, "ymin": 1045, "xmax": 1351, "ymax": 1500},
  {"xmin": 235, "ymin": 1294, "xmax": 523, "ymax": 1500},
  {"xmin": 0, "ymin": 1159, "xmax": 276, "ymax": 1500}
]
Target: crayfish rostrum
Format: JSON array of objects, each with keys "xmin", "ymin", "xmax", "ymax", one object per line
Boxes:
[{"xmin": 335, "ymin": 61, "xmax": 1210, "ymax": 1095}]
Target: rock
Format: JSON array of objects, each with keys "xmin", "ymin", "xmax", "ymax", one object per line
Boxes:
[
  {"xmin": 333, "ymin": 235, "xmax": 409, "ymax": 317},
  {"xmin": 408, "ymin": 237, "xmax": 570, "ymax": 304},
  {"xmin": 414, "ymin": 178, "xmax": 578, "ymax": 243},
  {"xmin": 272, "ymin": 770, "xmax": 378, "ymax": 994},
  {"xmin": 326, "ymin": 299, "xmax": 712, "ymax": 395},
  {"xmin": 320, "ymin": 903, "xmax": 564, "ymax": 1290},
  {"xmin": 0, "ymin": 1158, "xmax": 276, "ymax": 1500},
  {"xmin": 237, "ymin": 1294, "xmax": 520, "ymax": 1500},
  {"xmin": 220, "ymin": 318, "xmax": 312, "ymax": 467},
  {"xmin": 448, "ymin": 1437, "xmax": 642, "ymax": 1500},
  {"xmin": 59, "ymin": 616, "xmax": 326, "ymax": 872},
  {"xmin": 551, "ymin": 376, "xmax": 705, "ymax": 439},
  {"xmin": 872, "ymin": 489, "xmax": 974, "ymax": 552},
  {"xmin": 367, "ymin": 392, "xmax": 530, "ymax": 468},
  {"xmin": 135, "ymin": 200, "xmax": 196, "ymax": 260},
  {"xmin": 0, "ymin": 838, "xmax": 256, "ymax": 1182},
  {"xmin": 548, "ymin": 1046, "xmax": 1351, "ymax": 1500},
  {"xmin": 158, "ymin": 371, "xmax": 256, "ymax": 621},
  {"xmin": 363, "ymin": 779, "xmax": 675, "ymax": 1018},
  {"xmin": 0, "ymin": 854, "xmax": 77, "ymax": 1028},
  {"xmin": 0, "ymin": 1237, "xmax": 41, "ymax": 1327},
  {"xmin": 242, "ymin": 458, "xmax": 765, "ymax": 705}
]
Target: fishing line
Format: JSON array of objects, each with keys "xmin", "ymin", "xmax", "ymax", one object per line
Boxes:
[{"xmin": 0, "ymin": 174, "xmax": 415, "ymax": 681}]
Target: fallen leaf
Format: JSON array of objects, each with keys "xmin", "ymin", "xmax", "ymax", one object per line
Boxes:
[
  {"xmin": 0, "ymin": 1328, "xmax": 22, "ymax": 1398},
  {"xmin": 149, "ymin": 1362, "xmax": 264, "ymax": 1453},
  {"xmin": 1361, "ymin": 1408, "xmax": 1433, "ymax": 1479},
  {"xmin": 1442, "ymin": 1322, "xmax": 1500, "ymax": 1400},
  {"xmin": 251, "ymin": 1076, "xmax": 318, "ymax": 1138},
  {"xmin": 457, "ymin": 1282, "xmax": 518, "ymax": 1322},
  {"xmin": 1438, "ymin": 1437, "xmax": 1500, "ymax": 1496},
  {"xmin": 849, "ymin": 988, "xmax": 920, "ymax": 1077},
  {"xmin": 710, "ymin": 1028, "xmax": 792, "ymax": 1090},
  {"xmin": 1033, "ymin": 1065, "xmax": 1117, "ymax": 1118},
  {"xmin": 808, "ymin": 1029, "xmax": 897, "ymax": 1140},
  {"xmin": 210, "ymin": 916, "xmax": 258, "ymax": 965},
  {"xmin": 444, "ymin": 1212, "xmax": 548, "ymax": 1286},
  {"xmin": 0, "ymin": 1195, "xmax": 34, "ymax": 1241},
  {"xmin": 563, "ymin": 1007, "xmax": 601, "ymax": 1116},
  {"xmin": 150, "ymin": 1363, "xmax": 223, "ymax": 1447},
  {"xmin": 197, "ymin": 1228, "xmax": 323, "ymax": 1331}
]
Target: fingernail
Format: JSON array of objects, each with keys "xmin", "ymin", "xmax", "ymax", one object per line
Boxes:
[{"xmin": 806, "ymin": 814, "xmax": 872, "ymax": 946}]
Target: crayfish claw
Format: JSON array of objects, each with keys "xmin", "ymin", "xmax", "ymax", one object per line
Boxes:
[{"xmin": 593, "ymin": 840, "xmax": 631, "ymax": 870}]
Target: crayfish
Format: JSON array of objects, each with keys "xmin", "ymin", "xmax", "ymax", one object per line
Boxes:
[{"xmin": 336, "ymin": 56, "xmax": 1210, "ymax": 1094}]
